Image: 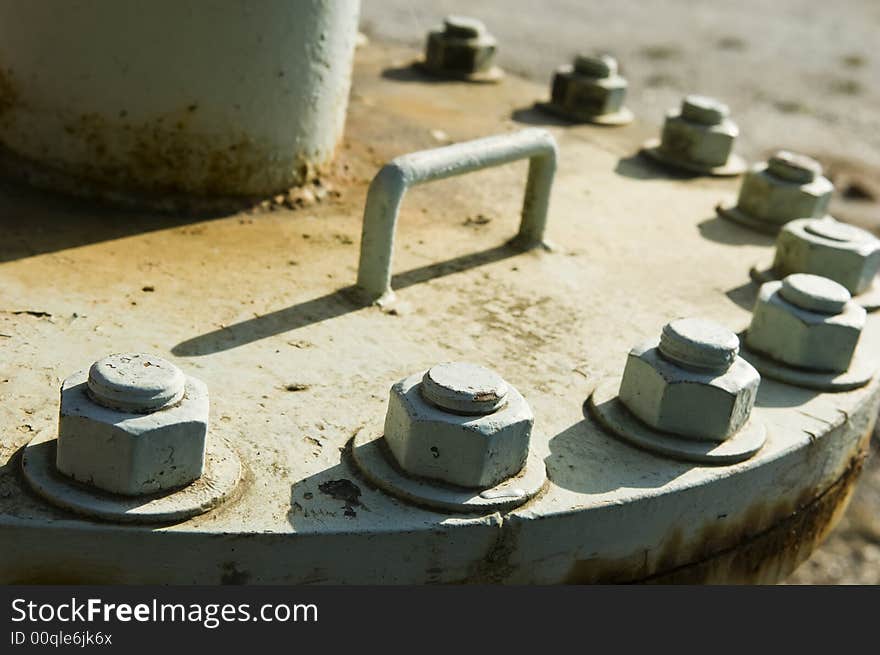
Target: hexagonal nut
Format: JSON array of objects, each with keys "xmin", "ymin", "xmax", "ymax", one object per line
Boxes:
[
  {"xmin": 551, "ymin": 67, "xmax": 627, "ymax": 116},
  {"xmin": 56, "ymin": 371, "xmax": 208, "ymax": 496},
  {"xmin": 383, "ymin": 372, "xmax": 532, "ymax": 488},
  {"xmin": 660, "ymin": 113, "xmax": 738, "ymax": 167},
  {"xmin": 746, "ymin": 280, "xmax": 865, "ymax": 372},
  {"xmin": 736, "ymin": 164, "xmax": 833, "ymax": 226},
  {"xmin": 424, "ymin": 29, "xmax": 497, "ymax": 74},
  {"xmin": 773, "ymin": 218, "xmax": 880, "ymax": 295},
  {"xmin": 618, "ymin": 342, "xmax": 760, "ymax": 441}
]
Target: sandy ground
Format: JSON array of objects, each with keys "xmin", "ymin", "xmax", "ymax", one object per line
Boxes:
[{"xmin": 361, "ymin": 0, "xmax": 880, "ymax": 584}]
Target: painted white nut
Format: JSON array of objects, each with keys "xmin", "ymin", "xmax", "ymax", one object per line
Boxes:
[
  {"xmin": 551, "ymin": 55, "xmax": 628, "ymax": 117},
  {"xmin": 735, "ymin": 151, "xmax": 833, "ymax": 228},
  {"xmin": 56, "ymin": 353, "xmax": 208, "ymax": 496},
  {"xmin": 618, "ymin": 318, "xmax": 760, "ymax": 441},
  {"xmin": 383, "ymin": 363, "xmax": 532, "ymax": 488},
  {"xmin": 424, "ymin": 15, "xmax": 498, "ymax": 75},
  {"xmin": 773, "ymin": 217, "xmax": 880, "ymax": 295},
  {"xmin": 660, "ymin": 95, "xmax": 738, "ymax": 167},
  {"xmin": 746, "ymin": 274, "xmax": 866, "ymax": 373}
]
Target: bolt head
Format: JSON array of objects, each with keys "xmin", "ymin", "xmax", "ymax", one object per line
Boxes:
[
  {"xmin": 87, "ymin": 353, "xmax": 186, "ymax": 413},
  {"xmin": 551, "ymin": 65, "xmax": 627, "ymax": 117},
  {"xmin": 383, "ymin": 368, "xmax": 533, "ymax": 488},
  {"xmin": 658, "ymin": 318, "xmax": 739, "ymax": 372},
  {"xmin": 421, "ymin": 362, "xmax": 508, "ymax": 415},
  {"xmin": 681, "ymin": 95, "xmax": 729, "ymax": 125},
  {"xmin": 778, "ymin": 273, "xmax": 850, "ymax": 314},
  {"xmin": 56, "ymin": 356, "xmax": 209, "ymax": 496},
  {"xmin": 443, "ymin": 15, "xmax": 486, "ymax": 38},
  {"xmin": 661, "ymin": 111, "xmax": 738, "ymax": 167},
  {"xmin": 746, "ymin": 278, "xmax": 865, "ymax": 372},
  {"xmin": 736, "ymin": 161, "xmax": 833, "ymax": 228},
  {"xmin": 573, "ymin": 54, "xmax": 617, "ymax": 78},
  {"xmin": 773, "ymin": 218, "xmax": 880, "ymax": 295},
  {"xmin": 619, "ymin": 323, "xmax": 759, "ymax": 441},
  {"xmin": 767, "ymin": 151, "xmax": 822, "ymax": 184}
]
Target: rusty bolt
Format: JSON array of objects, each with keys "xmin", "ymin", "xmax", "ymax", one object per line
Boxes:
[
  {"xmin": 423, "ymin": 15, "xmax": 498, "ymax": 77},
  {"xmin": 549, "ymin": 54, "xmax": 628, "ymax": 119},
  {"xmin": 56, "ymin": 353, "xmax": 209, "ymax": 496},
  {"xmin": 659, "ymin": 95, "xmax": 739, "ymax": 167},
  {"xmin": 618, "ymin": 318, "xmax": 760, "ymax": 441},
  {"xmin": 746, "ymin": 274, "xmax": 865, "ymax": 373},
  {"xmin": 383, "ymin": 362, "xmax": 533, "ymax": 488},
  {"xmin": 733, "ymin": 151, "xmax": 833, "ymax": 229},
  {"xmin": 773, "ymin": 217, "xmax": 880, "ymax": 295}
]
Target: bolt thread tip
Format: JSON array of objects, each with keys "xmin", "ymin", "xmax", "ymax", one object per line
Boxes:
[
  {"xmin": 767, "ymin": 150, "xmax": 821, "ymax": 183},
  {"xmin": 658, "ymin": 318, "xmax": 739, "ymax": 372},
  {"xmin": 573, "ymin": 54, "xmax": 617, "ymax": 78},
  {"xmin": 681, "ymin": 94, "xmax": 729, "ymax": 125}
]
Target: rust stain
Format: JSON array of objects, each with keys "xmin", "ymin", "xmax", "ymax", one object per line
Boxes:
[
  {"xmin": 566, "ymin": 447, "xmax": 869, "ymax": 584},
  {"xmin": 465, "ymin": 519, "xmax": 521, "ymax": 583},
  {"xmin": 0, "ymin": 99, "xmax": 349, "ymax": 212},
  {"xmin": 0, "ymin": 67, "xmax": 18, "ymax": 117},
  {"xmin": 60, "ymin": 109, "xmax": 299, "ymax": 199}
]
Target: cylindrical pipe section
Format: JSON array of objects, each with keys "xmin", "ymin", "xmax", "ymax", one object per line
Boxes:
[{"xmin": 0, "ymin": 0, "xmax": 361, "ymax": 205}]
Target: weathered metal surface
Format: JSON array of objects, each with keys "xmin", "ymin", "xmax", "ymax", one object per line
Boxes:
[
  {"xmin": 0, "ymin": 40, "xmax": 877, "ymax": 584},
  {"xmin": 0, "ymin": 1, "xmax": 361, "ymax": 204}
]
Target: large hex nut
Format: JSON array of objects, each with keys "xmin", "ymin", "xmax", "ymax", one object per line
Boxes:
[
  {"xmin": 383, "ymin": 365, "xmax": 533, "ymax": 489},
  {"xmin": 773, "ymin": 217, "xmax": 880, "ymax": 295},
  {"xmin": 424, "ymin": 16, "xmax": 497, "ymax": 75},
  {"xmin": 661, "ymin": 115, "xmax": 737, "ymax": 167},
  {"xmin": 746, "ymin": 275, "xmax": 866, "ymax": 372},
  {"xmin": 736, "ymin": 153, "xmax": 833, "ymax": 227},
  {"xmin": 659, "ymin": 96, "xmax": 738, "ymax": 167},
  {"xmin": 56, "ymin": 354, "xmax": 208, "ymax": 496},
  {"xmin": 618, "ymin": 320, "xmax": 760, "ymax": 441},
  {"xmin": 550, "ymin": 56, "xmax": 627, "ymax": 117}
]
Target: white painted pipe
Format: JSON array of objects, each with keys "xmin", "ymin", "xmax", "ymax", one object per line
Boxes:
[{"xmin": 0, "ymin": 0, "xmax": 361, "ymax": 203}]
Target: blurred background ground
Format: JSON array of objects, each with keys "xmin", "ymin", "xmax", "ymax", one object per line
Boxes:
[{"xmin": 360, "ymin": 0, "xmax": 880, "ymax": 584}]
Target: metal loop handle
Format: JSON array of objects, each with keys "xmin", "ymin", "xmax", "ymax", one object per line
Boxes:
[{"xmin": 355, "ymin": 128, "xmax": 558, "ymax": 304}]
